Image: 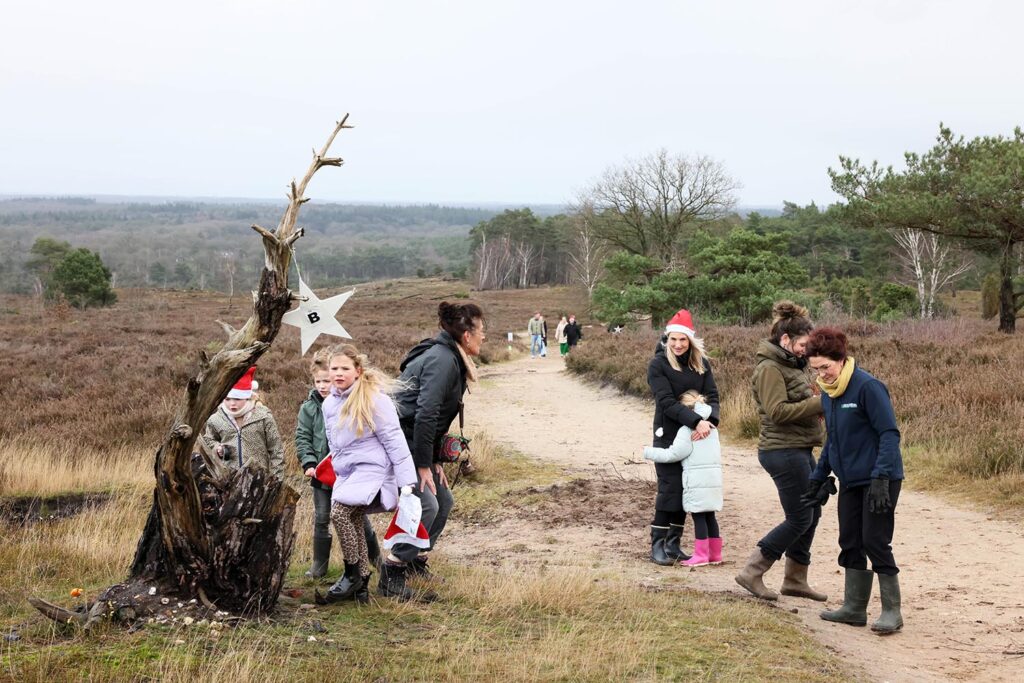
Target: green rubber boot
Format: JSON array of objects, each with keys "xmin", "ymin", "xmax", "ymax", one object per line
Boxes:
[
  {"xmin": 820, "ymin": 568, "xmax": 873, "ymax": 626},
  {"xmin": 871, "ymin": 573, "xmax": 903, "ymax": 634}
]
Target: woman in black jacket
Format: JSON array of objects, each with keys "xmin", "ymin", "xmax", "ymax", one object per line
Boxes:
[
  {"xmin": 382, "ymin": 301, "xmax": 485, "ymax": 600},
  {"xmin": 646, "ymin": 308, "xmax": 720, "ymax": 564}
]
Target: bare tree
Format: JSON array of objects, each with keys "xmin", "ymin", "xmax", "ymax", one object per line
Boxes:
[
  {"xmin": 890, "ymin": 228, "xmax": 972, "ymax": 318},
  {"xmin": 579, "ymin": 149, "xmax": 740, "ymax": 263},
  {"xmin": 222, "ymin": 251, "xmax": 238, "ymax": 309},
  {"xmin": 566, "ymin": 203, "xmax": 607, "ymax": 299},
  {"xmin": 28, "ymin": 116, "xmax": 353, "ymax": 627},
  {"xmin": 474, "ymin": 233, "xmax": 517, "ymax": 290}
]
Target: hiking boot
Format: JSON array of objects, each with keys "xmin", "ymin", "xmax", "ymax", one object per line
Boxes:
[
  {"xmin": 305, "ymin": 536, "xmax": 332, "ymax": 579},
  {"xmin": 650, "ymin": 526, "xmax": 674, "ymax": 566},
  {"xmin": 871, "ymin": 573, "xmax": 903, "ymax": 634},
  {"xmin": 780, "ymin": 557, "xmax": 827, "ymax": 602},
  {"xmin": 409, "ymin": 555, "xmax": 444, "ymax": 583},
  {"xmin": 664, "ymin": 523, "xmax": 691, "ymax": 562},
  {"xmin": 735, "ymin": 548, "xmax": 779, "ymax": 600},
  {"xmin": 820, "ymin": 568, "xmax": 873, "ymax": 626},
  {"xmin": 378, "ymin": 561, "xmax": 415, "ymax": 601}
]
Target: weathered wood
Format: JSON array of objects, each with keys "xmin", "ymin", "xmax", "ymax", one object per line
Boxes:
[{"xmin": 30, "ymin": 117, "xmax": 354, "ymax": 623}]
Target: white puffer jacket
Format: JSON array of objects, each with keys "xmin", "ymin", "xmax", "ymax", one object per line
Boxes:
[{"xmin": 643, "ymin": 402, "xmax": 722, "ymax": 513}]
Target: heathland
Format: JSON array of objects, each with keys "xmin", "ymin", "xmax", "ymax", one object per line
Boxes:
[{"xmin": 0, "ymin": 282, "xmax": 848, "ymax": 682}]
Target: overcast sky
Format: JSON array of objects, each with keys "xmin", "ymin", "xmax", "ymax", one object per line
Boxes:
[{"xmin": 2, "ymin": 1, "xmax": 1022, "ymax": 207}]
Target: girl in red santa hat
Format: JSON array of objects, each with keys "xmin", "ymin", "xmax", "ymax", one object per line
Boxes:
[
  {"xmin": 645, "ymin": 308, "xmax": 721, "ymax": 566},
  {"xmin": 201, "ymin": 366, "xmax": 286, "ymax": 481}
]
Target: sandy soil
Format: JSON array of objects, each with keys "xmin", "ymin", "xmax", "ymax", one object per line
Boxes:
[{"xmin": 443, "ymin": 355, "xmax": 1024, "ymax": 683}]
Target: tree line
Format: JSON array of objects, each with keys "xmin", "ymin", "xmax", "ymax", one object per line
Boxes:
[
  {"xmin": 0, "ymin": 200, "xmax": 498, "ymax": 298},
  {"xmin": 468, "ymin": 129, "xmax": 1023, "ymax": 333}
]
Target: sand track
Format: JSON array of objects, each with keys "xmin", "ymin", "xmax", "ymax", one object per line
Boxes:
[{"xmin": 445, "ymin": 355, "xmax": 1024, "ymax": 682}]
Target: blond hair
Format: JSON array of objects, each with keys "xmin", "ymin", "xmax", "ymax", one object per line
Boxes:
[
  {"xmin": 310, "ymin": 348, "xmax": 331, "ymax": 378},
  {"xmin": 679, "ymin": 390, "xmax": 705, "ymax": 408},
  {"xmin": 665, "ymin": 333, "xmax": 708, "ymax": 375},
  {"xmin": 329, "ymin": 344, "xmax": 396, "ymax": 438}
]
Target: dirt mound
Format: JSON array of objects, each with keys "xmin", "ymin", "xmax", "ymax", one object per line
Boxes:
[{"xmin": 510, "ymin": 477, "xmax": 654, "ymax": 529}]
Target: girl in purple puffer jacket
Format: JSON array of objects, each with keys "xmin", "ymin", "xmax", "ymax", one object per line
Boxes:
[{"xmin": 317, "ymin": 344, "xmax": 418, "ymax": 605}]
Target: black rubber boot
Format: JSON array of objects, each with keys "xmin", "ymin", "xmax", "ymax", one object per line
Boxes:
[
  {"xmin": 378, "ymin": 561, "xmax": 415, "ymax": 601},
  {"xmin": 664, "ymin": 523, "xmax": 691, "ymax": 562},
  {"xmin": 305, "ymin": 536, "xmax": 332, "ymax": 579},
  {"xmin": 650, "ymin": 526, "xmax": 674, "ymax": 566},
  {"xmin": 322, "ymin": 562, "xmax": 363, "ymax": 603},
  {"xmin": 363, "ymin": 516, "xmax": 381, "ymax": 570},
  {"xmin": 820, "ymin": 568, "xmax": 873, "ymax": 626},
  {"xmin": 872, "ymin": 573, "xmax": 903, "ymax": 634}
]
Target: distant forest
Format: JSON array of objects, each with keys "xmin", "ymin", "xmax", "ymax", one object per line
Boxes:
[{"xmin": 0, "ymin": 198, "xmax": 499, "ymax": 293}]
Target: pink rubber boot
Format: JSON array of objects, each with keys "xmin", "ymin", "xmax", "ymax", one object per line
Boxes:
[
  {"xmin": 708, "ymin": 537, "xmax": 723, "ymax": 565},
  {"xmin": 683, "ymin": 539, "xmax": 711, "ymax": 567}
]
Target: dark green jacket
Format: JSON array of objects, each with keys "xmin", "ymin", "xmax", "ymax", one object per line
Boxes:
[
  {"xmin": 751, "ymin": 339, "xmax": 824, "ymax": 451},
  {"xmin": 295, "ymin": 389, "xmax": 331, "ymax": 491}
]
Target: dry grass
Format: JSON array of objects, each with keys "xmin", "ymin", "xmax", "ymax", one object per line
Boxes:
[
  {"xmin": 566, "ymin": 310, "xmax": 1024, "ymax": 512},
  {"xmin": 0, "ymin": 430, "xmax": 842, "ymax": 682}
]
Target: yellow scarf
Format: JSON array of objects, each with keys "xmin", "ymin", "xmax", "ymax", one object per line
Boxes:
[{"xmin": 817, "ymin": 357, "xmax": 856, "ymax": 398}]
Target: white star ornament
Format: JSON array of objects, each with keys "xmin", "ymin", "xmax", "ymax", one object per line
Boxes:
[{"xmin": 281, "ymin": 278, "xmax": 354, "ymax": 355}]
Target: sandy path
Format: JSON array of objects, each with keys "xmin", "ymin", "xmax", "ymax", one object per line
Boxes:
[{"xmin": 445, "ymin": 355, "xmax": 1024, "ymax": 683}]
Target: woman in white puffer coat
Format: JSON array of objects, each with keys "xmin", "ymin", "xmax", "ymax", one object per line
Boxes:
[{"xmin": 644, "ymin": 390, "xmax": 723, "ymax": 567}]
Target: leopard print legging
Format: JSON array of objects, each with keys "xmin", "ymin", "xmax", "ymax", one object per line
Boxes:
[{"xmin": 330, "ymin": 502, "xmax": 371, "ymax": 577}]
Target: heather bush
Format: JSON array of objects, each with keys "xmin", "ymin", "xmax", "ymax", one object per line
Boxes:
[{"xmin": 567, "ymin": 314, "xmax": 1024, "ymax": 506}]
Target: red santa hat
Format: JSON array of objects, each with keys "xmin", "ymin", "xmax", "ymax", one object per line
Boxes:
[
  {"xmin": 664, "ymin": 309, "xmax": 696, "ymax": 337},
  {"xmin": 227, "ymin": 366, "xmax": 258, "ymax": 399},
  {"xmin": 382, "ymin": 513, "xmax": 431, "ymax": 550}
]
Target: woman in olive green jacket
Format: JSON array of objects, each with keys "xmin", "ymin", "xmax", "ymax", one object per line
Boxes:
[{"xmin": 736, "ymin": 302, "xmax": 827, "ymax": 602}]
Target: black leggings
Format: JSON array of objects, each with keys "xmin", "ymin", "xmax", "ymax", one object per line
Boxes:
[{"xmin": 692, "ymin": 512, "xmax": 719, "ymax": 540}]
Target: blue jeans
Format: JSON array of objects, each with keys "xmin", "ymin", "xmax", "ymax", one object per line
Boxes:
[
  {"xmin": 530, "ymin": 334, "xmax": 542, "ymax": 357},
  {"xmin": 757, "ymin": 448, "xmax": 821, "ymax": 566}
]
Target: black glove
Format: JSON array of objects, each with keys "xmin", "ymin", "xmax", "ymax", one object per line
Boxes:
[
  {"xmin": 868, "ymin": 477, "xmax": 892, "ymax": 514},
  {"xmin": 800, "ymin": 476, "xmax": 837, "ymax": 509}
]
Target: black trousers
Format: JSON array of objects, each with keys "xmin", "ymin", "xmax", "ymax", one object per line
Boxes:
[
  {"xmin": 837, "ymin": 480, "xmax": 902, "ymax": 576},
  {"xmin": 652, "ymin": 461, "xmax": 686, "ymax": 527}
]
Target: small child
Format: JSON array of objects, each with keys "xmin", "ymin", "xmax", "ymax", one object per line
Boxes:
[
  {"xmin": 295, "ymin": 350, "xmax": 380, "ymax": 578},
  {"xmin": 643, "ymin": 390, "xmax": 723, "ymax": 567},
  {"xmin": 202, "ymin": 366, "xmax": 285, "ymax": 480}
]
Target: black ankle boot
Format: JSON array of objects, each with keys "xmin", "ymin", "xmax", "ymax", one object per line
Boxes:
[
  {"xmin": 378, "ymin": 561, "xmax": 414, "ymax": 601},
  {"xmin": 323, "ymin": 562, "xmax": 363, "ymax": 603},
  {"xmin": 664, "ymin": 524, "xmax": 691, "ymax": 562},
  {"xmin": 650, "ymin": 526, "xmax": 674, "ymax": 566},
  {"xmin": 355, "ymin": 573, "xmax": 371, "ymax": 605}
]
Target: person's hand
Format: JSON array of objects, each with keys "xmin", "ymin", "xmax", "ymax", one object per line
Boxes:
[
  {"xmin": 418, "ymin": 466, "xmax": 437, "ymax": 495},
  {"xmin": 692, "ymin": 420, "xmax": 713, "ymax": 441},
  {"xmin": 868, "ymin": 477, "xmax": 892, "ymax": 514},
  {"xmin": 304, "ymin": 467, "xmax": 315, "ymax": 478},
  {"xmin": 434, "ymin": 463, "xmax": 449, "ymax": 489},
  {"xmin": 801, "ymin": 476, "xmax": 837, "ymax": 508}
]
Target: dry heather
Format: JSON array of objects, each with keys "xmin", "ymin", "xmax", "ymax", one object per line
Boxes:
[
  {"xmin": 566, "ymin": 313, "xmax": 1024, "ymax": 510},
  {"xmin": 0, "ymin": 280, "xmax": 588, "ymax": 483}
]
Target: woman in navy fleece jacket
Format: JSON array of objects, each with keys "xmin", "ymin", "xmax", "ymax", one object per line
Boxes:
[{"xmin": 804, "ymin": 327, "xmax": 904, "ymax": 635}]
